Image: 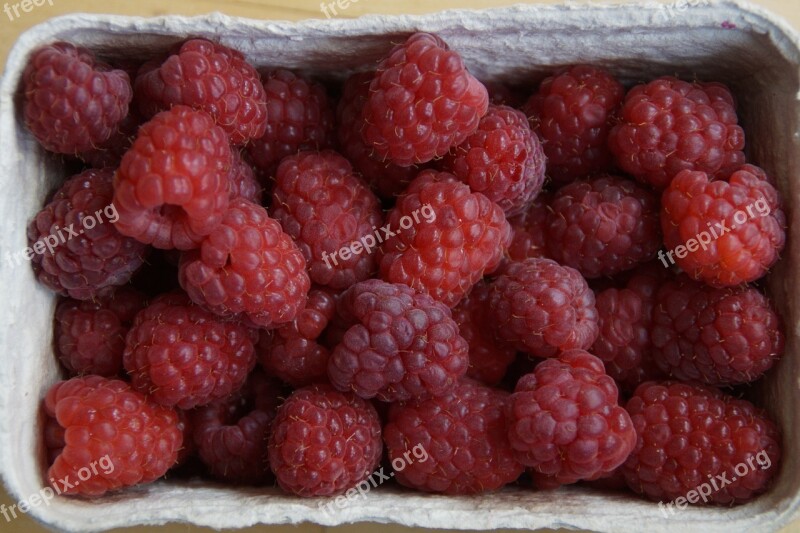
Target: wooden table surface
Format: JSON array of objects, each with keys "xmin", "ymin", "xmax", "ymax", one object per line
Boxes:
[{"xmin": 1, "ymin": 1, "xmax": 798, "ymax": 532}]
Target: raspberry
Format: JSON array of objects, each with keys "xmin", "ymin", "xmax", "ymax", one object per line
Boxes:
[
  {"xmin": 77, "ymin": 111, "xmax": 141, "ymax": 169},
  {"xmin": 660, "ymin": 165, "xmax": 786, "ymax": 287},
  {"xmin": 112, "ymin": 106, "xmax": 232, "ymax": 250},
  {"xmin": 506, "ymin": 350, "xmax": 636, "ymax": 486},
  {"xmin": 651, "ymin": 275, "xmax": 784, "ymax": 386},
  {"xmin": 271, "ymin": 151, "xmax": 383, "ymax": 289},
  {"xmin": 268, "ymin": 384, "xmax": 382, "ymax": 497},
  {"xmin": 44, "ymin": 375, "xmax": 182, "ymax": 497},
  {"xmin": 23, "ymin": 42, "xmax": 132, "ymax": 154},
  {"xmin": 247, "ymin": 69, "xmax": 334, "ymax": 173},
  {"xmin": 54, "ymin": 286, "xmax": 147, "ymax": 377},
  {"xmin": 361, "ymin": 33, "xmax": 489, "ymax": 167},
  {"xmin": 134, "ymin": 39, "xmax": 267, "ymax": 145},
  {"xmin": 522, "ymin": 65, "xmax": 623, "ymax": 183},
  {"xmin": 379, "ymin": 170, "xmax": 512, "ymax": 307},
  {"xmin": 385, "ymin": 379, "xmax": 523, "ymax": 494},
  {"xmin": 452, "ymin": 281, "xmax": 516, "ymax": 386},
  {"xmin": 257, "ymin": 288, "xmax": 336, "ymax": 387},
  {"xmin": 123, "ymin": 293, "xmax": 257, "ymax": 409},
  {"xmin": 622, "ymin": 381, "xmax": 781, "ymax": 504},
  {"xmin": 440, "ymin": 104, "xmax": 546, "ymax": 216},
  {"xmin": 545, "ymin": 175, "xmax": 662, "ymax": 278},
  {"xmin": 608, "ymin": 77, "xmax": 745, "ymax": 189},
  {"xmin": 336, "ymin": 72, "xmax": 421, "ymax": 199},
  {"xmin": 506, "ymin": 193, "xmax": 551, "ymax": 262},
  {"xmin": 191, "ymin": 369, "xmax": 282, "ymax": 484},
  {"xmin": 488, "ymin": 258, "xmax": 599, "ymax": 357},
  {"xmin": 228, "ymin": 149, "xmax": 263, "ymax": 203},
  {"xmin": 179, "ymin": 198, "xmax": 310, "ymax": 328},
  {"xmin": 27, "ymin": 168, "xmax": 148, "ymax": 300},
  {"xmin": 328, "ymin": 279, "xmax": 468, "ymax": 401}
]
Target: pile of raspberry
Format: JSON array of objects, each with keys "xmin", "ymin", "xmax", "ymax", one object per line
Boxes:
[{"xmin": 23, "ymin": 33, "xmax": 784, "ymax": 513}]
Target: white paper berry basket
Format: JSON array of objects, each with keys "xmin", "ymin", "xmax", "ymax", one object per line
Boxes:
[{"xmin": 0, "ymin": 1, "xmax": 799, "ymax": 531}]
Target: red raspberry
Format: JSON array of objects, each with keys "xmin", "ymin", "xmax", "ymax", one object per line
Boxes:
[
  {"xmin": 506, "ymin": 193, "xmax": 551, "ymax": 262},
  {"xmin": 660, "ymin": 165, "xmax": 785, "ymax": 287},
  {"xmin": 545, "ymin": 175, "xmax": 661, "ymax": 278},
  {"xmin": 385, "ymin": 379, "xmax": 523, "ymax": 494},
  {"xmin": 123, "ymin": 293, "xmax": 257, "ymax": 409},
  {"xmin": 379, "ymin": 170, "xmax": 512, "ymax": 307},
  {"xmin": 523, "ymin": 65, "xmax": 623, "ymax": 183},
  {"xmin": 328, "ymin": 279, "xmax": 469, "ymax": 401},
  {"xmin": 191, "ymin": 369, "xmax": 282, "ymax": 484},
  {"xmin": 23, "ymin": 42, "xmax": 132, "ymax": 154},
  {"xmin": 271, "ymin": 151, "xmax": 383, "ymax": 289},
  {"xmin": 622, "ymin": 381, "xmax": 781, "ymax": 504},
  {"xmin": 361, "ymin": 33, "xmax": 489, "ymax": 167},
  {"xmin": 247, "ymin": 69, "xmax": 334, "ymax": 173},
  {"xmin": 609, "ymin": 77, "xmax": 745, "ymax": 189},
  {"xmin": 228, "ymin": 149, "xmax": 263, "ymax": 203},
  {"xmin": 257, "ymin": 288, "xmax": 336, "ymax": 387},
  {"xmin": 506, "ymin": 350, "xmax": 636, "ymax": 486},
  {"xmin": 134, "ymin": 39, "xmax": 267, "ymax": 145},
  {"xmin": 179, "ymin": 198, "xmax": 310, "ymax": 328},
  {"xmin": 651, "ymin": 276, "xmax": 784, "ymax": 386},
  {"xmin": 452, "ymin": 281, "xmax": 516, "ymax": 386},
  {"xmin": 488, "ymin": 258, "xmax": 598, "ymax": 357},
  {"xmin": 440, "ymin": 104, "xmax": 546, "ymax": 216},
  {"xmin": 27, "ymin": 168, "xmax": 148, "ymax": 300},
  {"xmin": 336, "ymin": 72, "xmax": 422, "ymax": 199},
  {"xmin": 77, "ymin": 111, "xmax": 141, "ymax": 169},
  {"xmin": 112, "ymin": 106, "xmax": 232, "ymax": 250},
  {"xmin": 54, "ymin": 287, "xmax": 147, "ymax": 377},
  {"xmin": 44, "ymin": 375, "xmax": 182, "ymax": 497},
  {"xmin": 267, "ymin": 384, "xmax": 382, "ymax": 497}
]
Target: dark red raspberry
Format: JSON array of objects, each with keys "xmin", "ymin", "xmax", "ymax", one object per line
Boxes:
[
  {"xmin": 54, "ymin": 286, "xmax": 147, "ymax": 377},
  {"xmin": 522, "ymin": 65, "xmax": 623, "ymax": 184},
  {"xmin": 44, "ymin": 375, "xmax": 182, "ymax": 497},
  {"xmin": 191, "ymin": 369, "xmax": 282, "ymax": 484},
  {"xmin": 179, "ymin": 198, "xmax": 310, "ymax": 328},
  {"xmin": 271, "ymin": 151, "xmax": 383, "ymax": 289},
  {"xmin": 328, "ymin": 279, "xmax": 468, "ymax": 401},
  {"xmin": 440, "ymin": 104, "xmax": 545, "ymax": 216},
  {"xmin": 622, "ymin": 381, "xmax": 781, "ymax": 504},
  {"xmin": 268, "ymin": 384, "xmax": 382, "ymax": 497},
  {"xmin": 506, "ymin": 193, "xmax": 551, "ymax": 262},
  {"xmin": 609, "ymin": 77, "xmax": 745, "ymax": 189},
  {"xmin": 336, "ymin": 71, "xmax": 422, "ymax": 199},
  {"xmin": 228, "ymin": 149, "xmax": 263, "ymax": 203},
  {"xmin": 247, "ymin": 69, "xmax": 334, "ymax": 173},
  {"xmin": 379, "ymin": 170, "xmax": 511, "ymax": 307},
  {"xmin": 385, "ymin": 379, "xmax": 523, "ymax": 494},
  {"xmin": 488, "ymin": 258, "xmax": 598, "ymax": 357},
  {"xmin": 23, "ymin": 42, "xmax": 132, "ymax": 154},
  {"xmin": 134, "ymin": 39, "xmax": 267, "ymax": 145},
  {"xmin": 660, "ymin": 164, "xmax": 785, "ymax": 287},
  {"xmin": 77, "ymin": 111, "xmax": 141, "ymax": 169},
  {"xmin": 27, "ymin": 168, "xmax": 148, "ymax": 300},
  {"xmin": 545, "ymin": 175, "xmax": 661, "ymax": 278},
  {"xmin": 651, "ymin": 275, "xmax": 784, "ymax": 386},
  {"xmin": 506, "ymin": 350, "xmax": 636, "ymax": 486},
  {"xmin": 452, "ymin": 281, "xmax": 516, "ymax": 386},
  {"xmin": 112, "ymin": 106, "xmax": 232, "ymax": 250},
  {"xmin": 123, "ymin": 293, "xmax": 257, "ymax": 409},
  {"xmin": 257, "ymin": 288, "xmax": 336, "ymax": 387},
  {"xmin": 361, "ymin": 32, "xmax": 489, "ymax": 167}
]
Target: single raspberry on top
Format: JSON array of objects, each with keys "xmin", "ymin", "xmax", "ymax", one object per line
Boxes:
[
  {"xmin": 660, "ymin": 164, "xmax": 785, "ymax": 287},
  {"xmin": 44, "ymin": 375, "xmax": 183, "ymax": 497},
  {"xmin": 622, "ymin": 381, "xmax": 781, "ymax": 504},
  {"xmin": 134, "ymin": 38, "xmax": 267, "ymax": 145},
  {"xmin": 523, "ymin": 65, "xmax": 624, "ymax": 183},
  {"xmin": 23, "ymin": 42, "xmax": 132, "ymax": 154},
  {"xmin": 361, "ymin": 32, "xmax": 489, "ymax": 167},
  {"xmin": 609, "ymin": 77, "xmax": 745, "ymax": 189},
  {"xmin": 385, "ymin": 379, "xmax": 523, "ymax": 494},
  {"xmin": 268, "ymin": 384, "xmax": 383, "ymax": 497},
  {"xmin": 112, "ymin": 105, "xmax": 232, "ymax": 250},
  {"xmin": 506, "ymin": 350, "xmax": 636, "ymax": 487}
]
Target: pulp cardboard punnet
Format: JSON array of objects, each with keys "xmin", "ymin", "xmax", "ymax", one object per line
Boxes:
[{"xmin": 0, "ymin": 2, "xmax": 798, "ymax": 532}]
